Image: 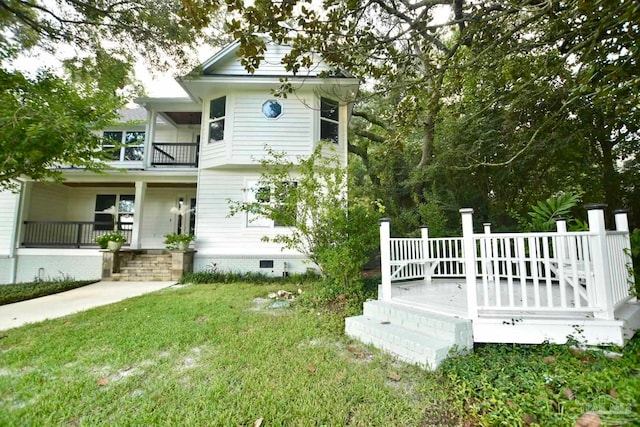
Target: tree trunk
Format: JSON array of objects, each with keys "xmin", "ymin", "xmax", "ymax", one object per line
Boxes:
[{"xmin": 600, "ymin": 139, "xmax": 621, "ymax": 213}]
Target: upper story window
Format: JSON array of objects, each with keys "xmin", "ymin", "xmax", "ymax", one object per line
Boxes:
[
  {"xmin": 209, "ymin": 96, "xmax": 226, "ymax": 142},
  {"xmin": 320, "ymin": 97, "xmax": 339, "ymax": 144},
  {"xmin": 262, "ymin": 100, "xmax": 282, "ymax": 119},
  {"xmin": 102, "ymin": 131, "xmax": 145, "ymax": 161}
]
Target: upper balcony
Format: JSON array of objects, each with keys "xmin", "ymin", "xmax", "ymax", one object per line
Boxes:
[
  {"xmin": 151, "ymin": 142, "xmax": 199, "ymax": 167},
  {"xmin": 101, "ymin": 103, "xmax": 202, "ymax": 171}
]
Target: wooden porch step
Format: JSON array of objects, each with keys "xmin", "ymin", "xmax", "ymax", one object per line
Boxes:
[{"xmin": 345, "ymin": 300, "xmax": 473, "ymax": 370}]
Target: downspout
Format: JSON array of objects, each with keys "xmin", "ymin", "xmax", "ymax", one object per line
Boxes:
[{"xmin": 9, "ymin": 181, "xmax": 24, "ymax": 283}]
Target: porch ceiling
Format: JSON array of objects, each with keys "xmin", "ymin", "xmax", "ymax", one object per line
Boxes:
[
  {"xmin": 62, "ymin": 182, "xmax": 197, "ymax": 188},
  {"xmin": 163, "ymin": 111, "xmax": 202, "ymax": 125}
]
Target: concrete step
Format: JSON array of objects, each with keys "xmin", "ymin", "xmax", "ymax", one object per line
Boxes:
[
  {"xmin": 111, "ymin": 273, "xmax": 172, "ymax": 282},
  {"xmin": 346, "ymin": 316, "xmax": 457, "ymax": 369},
  {"xmin": 345, "ymin": 301, "xmax": 474, "ymax": 370},
  {"xmin": 363, "ymin": 300, "xmax": 473, "ymax": 346},
  {"xmin": 121, "ymin": 267, "xmax": 172, "ymax": 272}
]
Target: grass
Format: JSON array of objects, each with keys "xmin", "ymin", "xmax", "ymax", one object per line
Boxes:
[
  {"xmin": 1, "ymin": 281, "xmax": 638, "ymax": 426},
  {"xmin": 0, "ymin": 279, "xmax": 98, "ymax": 305}
]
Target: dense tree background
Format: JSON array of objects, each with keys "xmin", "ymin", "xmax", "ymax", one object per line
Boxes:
[
  {"xmin": 2, "ymin": 1, "xmax": 637, "ymax": 232},
  {"xmin": 0, "ymin": 0, "xmax": 224, "ymax": 189},
  {"xmin": 181, "ymin": 0, "xmax": 639, "ymax": 232}
]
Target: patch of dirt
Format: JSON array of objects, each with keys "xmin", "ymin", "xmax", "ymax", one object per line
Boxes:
[{"xmin": 249, "ymin": 297, "xmax": 291, "ymax": 316}]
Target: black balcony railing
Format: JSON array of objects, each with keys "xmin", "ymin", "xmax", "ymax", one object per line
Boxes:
[
  {"xmin": 22, "ymin": 221, "xmax": 132, "ymax": 248},
  {"xmin": 151, "ymin": 142, "xmax": 199, "ymax": 167}
]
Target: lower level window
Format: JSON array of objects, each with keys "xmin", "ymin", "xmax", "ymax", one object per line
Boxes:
[{"xmin": 94, "ymin": 194, "xmax": 135, "ymax": 231}]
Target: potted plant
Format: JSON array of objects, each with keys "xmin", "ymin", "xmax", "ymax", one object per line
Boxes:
[
  {"xmin": 95, "ymin": 231, "xmax": 127, "ymax": 252},
  {"xmin": 164, "ymin": 233, "xmax": 195, "ymax": 251}
]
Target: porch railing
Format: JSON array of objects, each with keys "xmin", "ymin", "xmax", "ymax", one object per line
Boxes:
[
  {"xmin": 22, "ymin": 221, "xmax": 132, "ymax": 248},
  {"xmin": 151, "ymin": 142, "xmax": 199, "ymax": 167},
  {"xmin": 380, "ymin": 206, "xmax": 635, "ymax": 321}
]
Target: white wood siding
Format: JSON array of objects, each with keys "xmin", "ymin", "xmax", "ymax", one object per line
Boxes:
[
  {"xmin": 27, "ymin": 183, "xmax": 69, "ymax": 221},
  {"xmin": 194, "ymin": 169, "xmax": 300, "ymax": 256},
  {"xmin": 0, "ymin": 190, "xmax": 19, "ymax": 255},
  {"xmin": 231, "ymin": 91, "xmax": 314, "ymax": 163},
  {"xmin": 210, "ymin": 43, "xmax": 333, "ymax": 76}
]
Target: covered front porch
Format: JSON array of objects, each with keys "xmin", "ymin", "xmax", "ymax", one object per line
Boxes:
[
  {"xmin": 7, "ymin": 175, "xmax": 197, "ymax": 282},
  {"xmin": 16, "ymin": 175, "xmax": 196, "ymax": 250}
]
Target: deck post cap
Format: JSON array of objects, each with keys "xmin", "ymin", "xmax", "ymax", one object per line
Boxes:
[
  {"xmin": 380, "ymin": 217, "xmax": 391, "ymax": 223},
  {"xmin": 613, "ymin": 208, "xmax": 629, "ymax": 214},
  {"xmin": 585, "ymin": 203, "xmax": 607, "ymax": 210},
  {"xmin": 459, "ymin": 208, "xmax": 474, "ymax": 214}
]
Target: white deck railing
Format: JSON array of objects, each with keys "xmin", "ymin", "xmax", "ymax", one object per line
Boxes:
[{"xmin": 380, "ymin": 206, "xmax": 635, "ymax": 321}]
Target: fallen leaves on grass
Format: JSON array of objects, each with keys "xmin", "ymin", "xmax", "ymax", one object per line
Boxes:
[
  {"xmin": 307, "ymin": 365, "xmax": 316, "ymax": 373},
  {"xmin": 97, "ymin": 377, "xmax": 109, "ymax": 386},
  {"xmin": 387, "ymin": 371, "xmax": 401, "ymax": 381}
]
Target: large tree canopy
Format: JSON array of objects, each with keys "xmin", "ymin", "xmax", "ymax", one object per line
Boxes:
[
  {"xmin": 0, "ymin": 0, "xmax": 223, "ymax": 189},
  {"xmin": 179, "ymin": 0, "xmax": 639, "ymax": 229}
]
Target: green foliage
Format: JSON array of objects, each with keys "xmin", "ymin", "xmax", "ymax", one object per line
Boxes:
[
  {"xmin": 0, "ymin": 1, "xmax": 224, "ymax": 189},
  {"xmin": 163, "ymin": 233, "xmax": 195, "ymax": 250},
  {"xmin": 0, "ymin": 68, "xmax": 123, "ymax": 189},
  {"xmin": 180, "ymin": 264, "xmax": 320, "ymax": 285},
  {"xmin": 297, "ymin": 275, "xmax": 379, "ymax": 317},
  {"xmin": 441, "ymin": 339, "xmax": 640, "ymax": 426},
  {"xmin": 515, "ymin": 191, "xmax": 584, "ymax": 232},
  {"xmin": 0, "ymin": 279, "xmax": 97, "ymax": 306},
  {"xmin": 95, "ymin": 232, "xmax": 127, "ymax": 248},
  {"xmin": 228, "ymin": 144, "xmax": 383, "ymax": 288}
]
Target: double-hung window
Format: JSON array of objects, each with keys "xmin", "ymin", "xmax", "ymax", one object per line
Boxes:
[
  {"xmin": 102, "ymin": 131, "xmax": 145, "ymax": 161},
  {"xmin": 209, "ymin": 96, "xmax": 226, "ymax": 142},
  {"xmin": 320, "ymin": 97, "xmax": 339, "ymax": 144},
  {"xmin": 94, "ymin": 194, "xmax": 135, "ymax": 231},
  {"xmin": 246, "ymin": 181, "xmax": 298, "ymax": 228}
]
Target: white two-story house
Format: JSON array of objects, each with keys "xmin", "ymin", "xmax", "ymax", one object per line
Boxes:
[{"xmin": 0, "ymin": 40, "xmax": 359, "ymax": 283}]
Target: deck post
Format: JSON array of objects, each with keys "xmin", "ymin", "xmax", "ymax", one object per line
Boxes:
[
  {"xmin": 614, "ymin": 209, "xmax": 629, "ymax": 232},
  {"xmin": 460, "ymin": 208, "xmax": 478, "ymax": 319},
  {"xmin": 380, "ymin": 218, "xmax": 392, "ymax": 301},
  {"xmin": 587, "ymin": 204, "xmax": 615, "ymax": 320},
  {"xmin": 555, "ymin": 217, "xmax": 568, "ymax": 261},
  {"xmin": 614, "ymin": 209, "xmax": 635, "ymax": 293},
  {"xmin": 482, "ymin": 223, "xmax": 493, "ymax": 282},
  {"xmin": 421, "ymin": 226, "xmax": 431, "ymax": 282}
]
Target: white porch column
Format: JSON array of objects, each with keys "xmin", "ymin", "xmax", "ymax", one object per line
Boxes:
[
  {"xmin": 380, "ymin": 218, "xmax": 392, "ymax": 301},
  {"xmin": 460, "ymin": 208, "xmax": 478, "ymax": 319},
  {"xmin": 131, "ymin": 181, "xmax": 147, "ymax": 250},
  {"xmin": 587, "ymin": 204, "xmax": 614, "ymax": 320},
  {"xmin": 144, "ymin": 110, "xmax": 157, "ymax": 169},
  {"xmin": 421, "ymin": 226, "xmax": 430, "ymax": 282}
]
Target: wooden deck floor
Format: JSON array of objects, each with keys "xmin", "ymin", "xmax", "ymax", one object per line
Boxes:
[
  {"xmin": 390, "ymin": 279, "xmax": 469, "ymax": 317},
  {"xmin": 389, "ymin": 278, "xmax": 593, "ymax": 319}
]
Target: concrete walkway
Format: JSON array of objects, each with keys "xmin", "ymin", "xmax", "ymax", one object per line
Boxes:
[{"xmin": 0, "ymin": 281, "xmax": 176, "ymax": 331}]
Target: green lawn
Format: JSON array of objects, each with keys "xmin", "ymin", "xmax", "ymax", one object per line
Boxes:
[{"xmin": 1, "ymin": 282, "xmax": 638, "ymax": 426}]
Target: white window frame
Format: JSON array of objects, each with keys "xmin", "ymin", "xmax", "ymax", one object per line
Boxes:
[
  {"xmin": 208, "ymin": 96, "xmax": 226, "ymax": 143},
  {"xmin": 320, "ymin": 97, "xmax": 339, "ymax": 144},
  {"xmin": 101, "ymin": 130, "xmax": 145, "ymax": 162}
]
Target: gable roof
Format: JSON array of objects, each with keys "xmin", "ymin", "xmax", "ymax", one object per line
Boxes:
[{"xmin": 177, "ymin": 38, "xmax": 359, "ymax": 101}]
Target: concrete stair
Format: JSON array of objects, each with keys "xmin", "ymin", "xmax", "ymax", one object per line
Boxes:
[
  {"xmin": 345, "ymin": 300, "xmax": 473, "ymax": 370},
  {"xmin": 111, "ymin": 252, "xmax": 173, "ymax": 281}
]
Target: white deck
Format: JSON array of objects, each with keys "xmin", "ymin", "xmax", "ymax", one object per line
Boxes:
[{"xmin": 390, "ymin": 278, "xmax": 597, "ymax": 319}]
